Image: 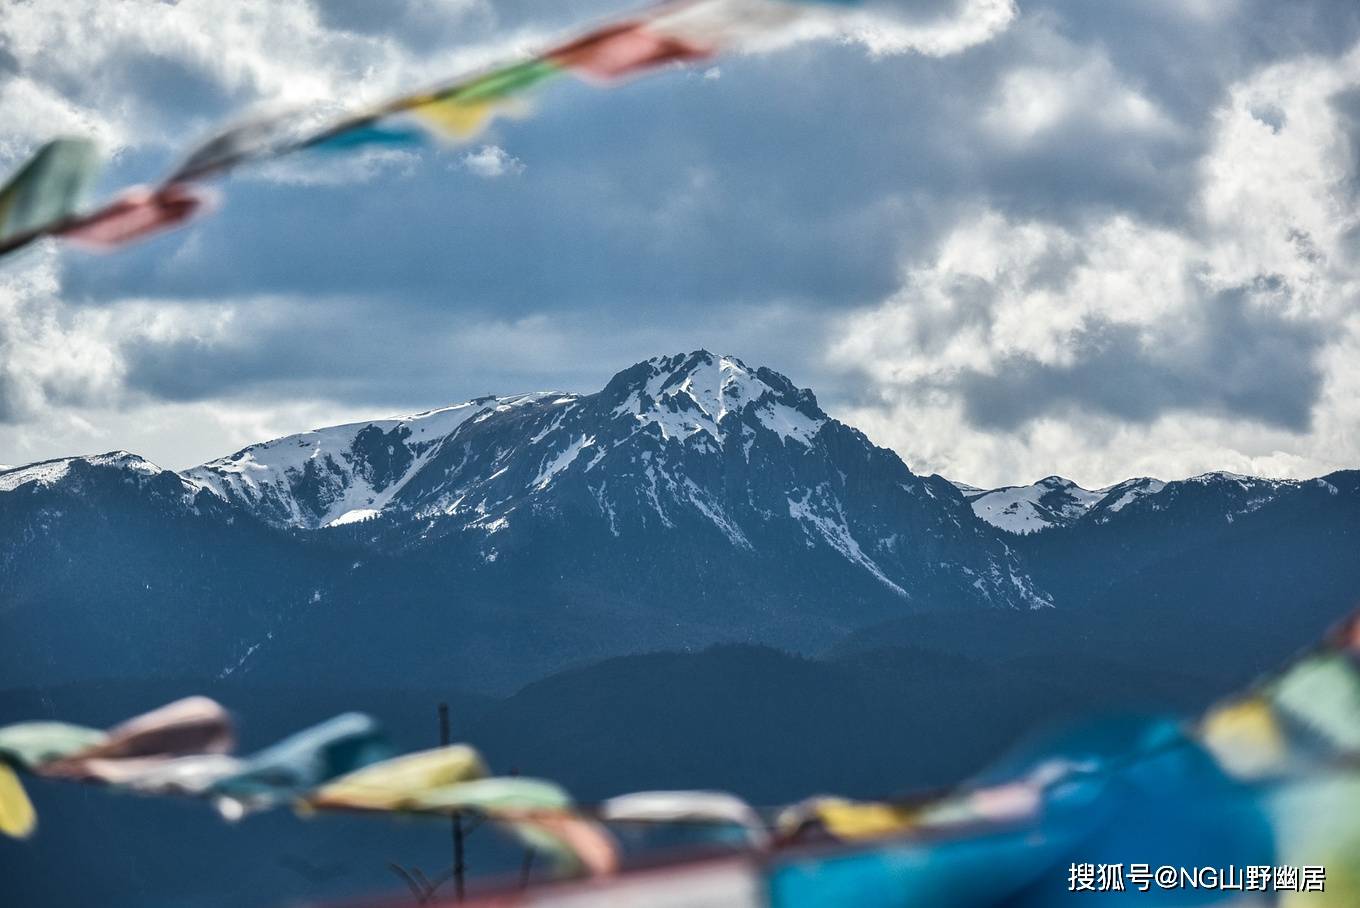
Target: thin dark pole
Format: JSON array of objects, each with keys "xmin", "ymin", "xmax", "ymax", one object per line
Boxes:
[
  {"xmin": 511, "ymin": 765, "xmax": 534, "ymax": 889},
  {"xmin": 438, "ymin": 703, "xmax": 465, "ymax": 902},
  {"xmin": 519, "ymin": 849, "xmax": 535, "ymax": 889},
  {"xmin": 454, "ymin": 813, "xmax": 465, "ymax": 900}
]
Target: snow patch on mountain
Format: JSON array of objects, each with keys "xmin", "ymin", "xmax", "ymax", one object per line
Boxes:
[
  {"xmin": 590, "ymin": 482, "xmax": 621, "ymax": 537},
  {"xmin": 755, "ymin": 400, "xmax": 822, "ymax": 447},
  {"xmin": 682, "ymin": 477, "xmax": 752, "ymax": 550},
  {"xmin": 1, "ymin": 458, "xmax": 77, "ymax": 493},
  {"xmin": 1184, "ymin": 471, "xmax": 1292, "ymax": 495},
  {"xmin": 964, "ymin": 476, "xmax": 1105, "ymax": 534},
  {"xmin": 788, "ymin": 485, "xmax": 907, "ymax": 597},
  {"xmin": 532, "ymin": 435, "xmax": 596, "ymax": 491},
  {"xmin": 328, "ymin": 508, "xmax": 379, "ymax": 527},
  {"xmin": 641, "ymin": 462, "xmax": 675, "ymax": 529},
  {"xmin": 185, "ymin": 393, "xmax": 563, "ymax": 529},
  {"xmin": 1097, "ymin": 478, "xmax": 1167, "ymax": 515}
]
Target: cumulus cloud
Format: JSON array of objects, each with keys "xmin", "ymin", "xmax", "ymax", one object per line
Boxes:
[
  {"xmin": 460, "ymin": 145, "xmax": 525, "ymax": 178},
  {"xmin": 0, "ymin": 250, "xmax": 119, "ymax": 424},
  {"xmin": 830, "ymin": 42, "xmax": 1360, "ymax": 486},
  {"xmin": 0, "ymin": 247, "xmax": 242, "ymax": 426}
]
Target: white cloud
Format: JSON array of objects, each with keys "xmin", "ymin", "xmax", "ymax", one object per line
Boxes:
[
  {"xmin": 1, "ymin": 248, "xmax": 129, "ymax": 424},
  {"xmin": 1198, "ymin": 50, "xmax": 1360, "ymax": 312},
  {"xmin": 829, "ymin": 42, "xmax": 1360, "ymax": 488},
  {"xmin": 837, "ymin": 0, "xmax": 1019, "ymax": 58},
  {"xmin": 460, "ymin": 145, "xmax": 525, "ymax": 178},
  {"xmin": 978, "ymin": 18, "xmax": 1179, "ymax": 145},
  {"xmin": 835, "ymin": 212, "xmax": 1196, "ymax": 382},
  {"xmin": 744, "ymin": 0, "xmax": 1017, "ymax": 58},
  {"xmin": 0, "ymin": 248, "xmax": 266, "ymax": 432},
  {"xmin": 983, "ymin": 56, "xmax": 1177, "ymax": 144},
  {"xmin": 0, "ymin": 77, "xmax": 127, "ymax": 164}
]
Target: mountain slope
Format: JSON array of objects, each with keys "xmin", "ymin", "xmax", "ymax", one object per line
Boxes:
[
  {"xmin": 0, "ymin": 452, "xmax": 350, "ymax": 688},
  {"xmin": 191, "ymin": 351, "xmax": 1050, "ymax": 612},
  {"xmin": 1005, "ymin": 469, "xmax": 1360, "ymax": 681},
  {"xmin": 184, "ymin": 394, "xmax": 561, "ymax": 530}
]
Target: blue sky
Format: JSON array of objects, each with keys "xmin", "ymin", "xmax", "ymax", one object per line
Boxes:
[{"xmin": 2, "ymin": 0, "xmax": 1360, "ymax": 487}]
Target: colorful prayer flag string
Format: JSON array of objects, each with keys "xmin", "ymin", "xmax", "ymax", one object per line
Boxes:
[
  {"xmin": 0, "ymin": 0, "xmax": 869, "ymax": 263},
  {"xmin": 3, "ymin": 609, "xmax": 1359, "ymax": 906}
]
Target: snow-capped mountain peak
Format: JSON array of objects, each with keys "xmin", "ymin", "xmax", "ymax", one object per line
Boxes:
[{"xmin": 604, "ymin": 351, "xmax": 825, "ymax": 447}]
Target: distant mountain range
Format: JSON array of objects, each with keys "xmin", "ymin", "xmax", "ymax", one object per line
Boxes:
[
  {"xmin": 2, "ymin": 351, "xmax": 1357, "ymax": 697},
  {"xmin": 959, "ymin": 475, "xmax": 1163, "ymax": 533},
  {"xmin": 956, "ymin": 472, "xmax": 1331, "ymax": 535}
]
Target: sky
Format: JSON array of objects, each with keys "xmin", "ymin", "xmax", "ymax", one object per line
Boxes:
[{"xmin": 2, "ymin": 0, "xmax": 1360, "ymax": 488}]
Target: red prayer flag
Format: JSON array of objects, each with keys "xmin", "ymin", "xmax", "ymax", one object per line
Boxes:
[
  {"xmin": 548, "ymin": 21, "xmax": 713, "ymax": 81},
  {"xmin": 57, "ymin": 184, "xmax": 207, "ymax": 249}
]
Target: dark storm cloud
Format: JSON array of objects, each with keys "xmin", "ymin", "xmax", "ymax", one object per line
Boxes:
[
  {"xmin": 112, "ymin": 294, "xmax": 837, "ymax": 416},
  {"xmin": 60, "ymin": 53, "xmax": 938, "ymax": 311},
  {"xmin": 954, "ymin": 280, "xmax": 1327, "ymax": 432},
  {"xmin": 55, "ymin": 25, "xmax": 1197, "ymax": 313}
]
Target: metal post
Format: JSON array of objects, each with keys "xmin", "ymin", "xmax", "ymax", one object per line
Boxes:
[
  {"xmin": 519, "ymin": 849, "xmax": 535, "ymax": 889},
  {"xmin": 454, "ymin": 815, "xmax": 465, "ymax": 901},
  {"xmin": 438, "ymin": 703, "xmax": 466, "ymax": 902}
]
